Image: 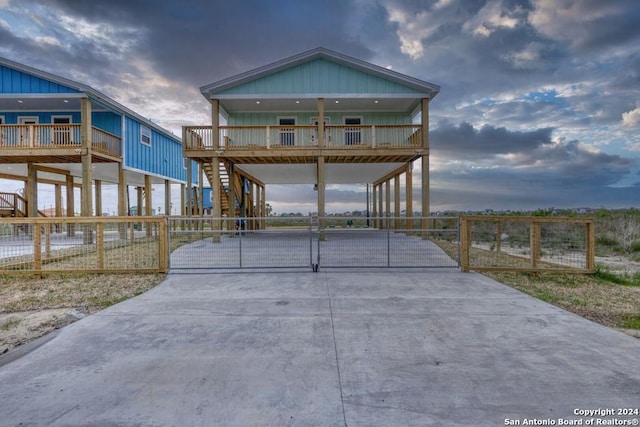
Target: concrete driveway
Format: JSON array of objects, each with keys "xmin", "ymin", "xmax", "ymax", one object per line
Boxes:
[{"xmin": 1, "ymin": 269, "xmax": 639, "ymax": 426}]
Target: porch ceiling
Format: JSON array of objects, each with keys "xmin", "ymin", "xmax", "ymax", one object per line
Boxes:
[
  {"xmin": 217, "ymin": 96, "xmax": 421, "ymax": 116},
  {"xmin": 0, "ymin": 95, "xmax": 110, "ymax": 112},
  {"xmin": 235, "ymin": 162, "xmax": 406, "ymax": 185}
]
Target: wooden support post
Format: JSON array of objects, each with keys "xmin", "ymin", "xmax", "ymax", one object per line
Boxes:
[
  {"xmin": 164, "ymin": 180, "xmax": 171, "ymax": 216},
  {"xmin": 159, "ymin": 218, "xmax": 168, "ymax": 273},
  {"xmin": 496, "ymin": 221, "xmax": 502, "ymax": 253},
  {"xmin": 95, "ymin": 180, "xmax": 102, "ymax": 217},
  {"xmin": 55, "ymin": 184, "xmax": 62, "ymax": 232},
  {"xmin": 586, "ymin": 220, "xmax": 595, "ymax": 272},
  {"xmin": 145, "ymin": 175, "xmax": 152, "ymax": 236},
  {"xmin": 33, "ymin": 223, "xmax": 42, "ymax": 274},
  {"xmin": 460, "ymin": 217, "xmax": 470, "ymax": 272},
  {"xmin": 211, "ymin": 99, "xmax": 220, "ymax": 149},
  {"xmin": 261, "ymin": 184, "xmax": 266, "ymax": 230},
  {"xmin": 66, "ymin": 174, "xmax": 75, "ymax": 236},
  {"xmin": 317, "ymin": 156, "xmax": 325, "ymax": 239},
  {"xmin": 211, "ymin": 156, "xmax": 221, "ymax": 242},
  {"xmin": 44, "ymin": 223, "xmax": 51, "ymax": 259},
  {"xmin": 26, "ymin": 163, "xmax": 37, "ymax": 218},
  {"xmin": 421, "ymin": 98, "xmax": 430, "ymax": 238},
  {"xmin": 198, "ymin": 162, "xmax": 204, "ymax": 217},
  {"xmin": 180, "ymin": 183, "xmax": 185, "ymax": 230},
  {"xmin": 372, "ymin": 184, "xmax": 378, "ymax": 229},
  {"xmin": 80, "ymin": 97, "xmax": 92, "ymax": 217},
  {"xmin": 186, "ymin": 159, "xmax": 193, "ymax": 218},
  {"xmin": 394, "ymin": 174, "xmax": 401, "ymax": 230},
  {"xmin": 97, "ymin": 222, "xmax": 104, "ymax": 270},
  {"xmin": 378, "ymin": 185, "xmax": 383, "ymax": 229},
  {"xmin": 406, "ymin": 163, "xmax": 413, "ymax": 234},
  {"xmin": 317, "ymin": 98, "xmax": 325, "ymax": 148},
  {"xmin": 530, "ymin": 220, "xmax": 541, "ymax": 269},
  {"xmin": 117, "ymin": 165, "xmax": 127, "ymax": 238},
  {"xmin": 385, "ymin": 180, "xmax": 391, "ymax": 229}
]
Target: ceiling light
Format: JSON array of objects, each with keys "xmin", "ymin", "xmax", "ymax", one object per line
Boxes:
[
  {"xmin": 17, "ymin": 100, "xmax": 23, "ymax": 103},
  {"xmin": 256, "ymin": 101, "xmax": 260, "ymax": 104},
  {"xmin": 63, "ymin": 99, "xmax": 69, "ymax": 103},
  {"xmin": 295, "ymin": 100, "xmax": 300, "ymax": 104},
  {"xmin": 335, "ymin": 100, "xmax": 339, "ymax": 104},
  {"xmin": 374, "ymin": 100, "xmax": 379, "ymax": 104}
]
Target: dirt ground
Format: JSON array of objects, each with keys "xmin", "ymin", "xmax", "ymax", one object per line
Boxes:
[{"xmin": 0, "ymin": 274, "xmax": 164, "ymax": 355}]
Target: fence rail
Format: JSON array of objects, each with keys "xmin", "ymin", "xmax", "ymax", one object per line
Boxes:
[
  {"xmin": 0, "ymin": 217, "xmax": 166, "ymax": 275},
  {"xmin": 459, "ymin": 215, "xmax": 595, "ymax": 273},
  {"xmin": 0, "ymin": 215, "xmax": 596, "ymax": 275}
]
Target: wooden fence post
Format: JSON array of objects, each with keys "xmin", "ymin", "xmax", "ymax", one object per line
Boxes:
[
  {"xmin": 586, "ymin": 220, "xmax": 595, "ymax": 272},
  {"xmin": 97, "ymin": 222, "xmax": 104, "ymax": 270},
  {"xmin": 530, "ymin": 220, "xmax": 541, "ymax": 269},
  {"xmin": 460, "ymin": 217, "xmax": 470, "ymax": 272}
]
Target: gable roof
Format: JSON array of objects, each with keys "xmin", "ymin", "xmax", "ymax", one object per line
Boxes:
[
  {"xmin": 200, "ymin": 47, "xmax": 440, "ymax": 99},
  {"xmin": 0, "ymin": 56, "xmax": 179, "ymax": 141}
]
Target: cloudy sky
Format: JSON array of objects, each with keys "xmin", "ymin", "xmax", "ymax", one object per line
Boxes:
[{"xmin": 1, "ymin": 0, "xmax": 639, "ymax": 213}]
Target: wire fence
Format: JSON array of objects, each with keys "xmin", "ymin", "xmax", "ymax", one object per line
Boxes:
[
  {"xmin": 168, "ymin": 216, "xmax": 460, "ymax": 270},
  {"xmin": 0, "ymin": 217, "xmax": 166, "ymax": 275},
  {"xmin": 459, "ymin": 215, "xmax": 595, "ymax": 273},
  {"xmin": 0, "ymin": 215, "xmax": 595, "ymax": 275}
]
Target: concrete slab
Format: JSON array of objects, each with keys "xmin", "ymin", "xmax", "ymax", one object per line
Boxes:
[{"xmin": 0, "ymin": 270, "xmax": 639, "ymax": 426}]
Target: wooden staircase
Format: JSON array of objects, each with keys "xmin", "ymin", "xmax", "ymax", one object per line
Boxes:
[
  {"xmin": 0, "ymin": 192, "xmax": 49, "ymax": 218},
  {"xmin": 200, "ymin": 160, "xmax": 239, "ymax": 216}
]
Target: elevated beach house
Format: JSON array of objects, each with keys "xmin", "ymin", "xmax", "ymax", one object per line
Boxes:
[
  {"xmin": 0, "ymin": 56, "xmax": 197, "ymax": 219},
  {"xmin": 183, "ymin": 47, "xmax": 439, "ymax": 228}
]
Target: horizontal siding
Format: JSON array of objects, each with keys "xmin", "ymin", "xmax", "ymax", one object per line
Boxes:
[
  {"xmin": 229, "ymin": 111, "xmax": 411, "ymax": 125},
  {"xmin": 124, "ymin": 116, "xmax": 186, "ymax": 182},
  {"xmin": 0, "ymin": 65, "xmax": 80, "ymax": 94},
  {"xmin": 219, "ymin": 59, "xmax": 421, "ymax": 96}
]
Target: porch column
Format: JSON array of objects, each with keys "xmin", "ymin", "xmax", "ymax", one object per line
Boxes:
[
  {"xmin": 229, "ymin": 162, "xmax": 236, "ymax": 220},
  {"xmin": 80, "ymin": 97, "xmax": 92, "ymax": 217},
  {"xmin": 317, "ymin": 98, "xmax": 325, "ymax": 147},
  {"xmin": 211, "ymin": 155, "xmax": 221, "ymax": 242},
  {"xmin": 26, "ymin": 163, "xmax": 37, "ymax": 218},
  {"xmin": 144, "ymin": 175, "xmax": 152, "ymax": 236},
  {"xmin": 180, "ymin": 183, "xmax": 185, "ymax": 230},
  {"xmin": 394, "ymin": 174, "xmax": 401, "ymax": 230},
  {"xmin": 406, "ymin": 163, "xmax": 413, "ymax": 234},
  {"xmin": 421, "ymin": 98, "xmax": 430, "ymax": 237},
  {"xmin": 95, "ymin": 180, "xmax": 102, "ymax": 216},
  {"xmin": 211, "ymin": 99, "xmax": 220, "ymax": 149}
]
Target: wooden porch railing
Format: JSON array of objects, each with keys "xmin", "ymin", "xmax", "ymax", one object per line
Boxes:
[
  {"xmin": 0, "ymin": 124, "xmax": 120, "ymax": 157},
  {"xmin": 184, "ymin": 124, "xmax": 422, "ymax": 150}
]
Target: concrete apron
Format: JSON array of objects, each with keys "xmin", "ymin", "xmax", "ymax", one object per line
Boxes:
[{"xmin": 0, "ymin": 270, "xmax": 639, "ymax": 426}]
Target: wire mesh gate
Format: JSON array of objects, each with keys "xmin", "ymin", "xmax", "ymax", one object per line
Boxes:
[{"xmin": 168, "ymin": 216, "xmax": 460, "ymax": 271}]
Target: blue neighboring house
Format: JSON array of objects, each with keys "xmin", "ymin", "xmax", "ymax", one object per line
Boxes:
[{"xmin": 0, "ymin": 56, "xmax": 198, "ymax": 218}]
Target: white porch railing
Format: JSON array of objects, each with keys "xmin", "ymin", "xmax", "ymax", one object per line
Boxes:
[
  {"xmin": 184, "ymin": 124, "xmax": 422, "ymax": 150},
  {"xmin": 0, "ymin": 124, "xmax": 120, "ymax": 156}
]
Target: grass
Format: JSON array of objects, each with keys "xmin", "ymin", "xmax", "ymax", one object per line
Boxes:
[
  {"xmin": 0, "ymin": 273, "xmax": 164, "ymax": 314},
  {"xmin": 434, "ymin": 239, "xmax": 640, "ymax": 336}
]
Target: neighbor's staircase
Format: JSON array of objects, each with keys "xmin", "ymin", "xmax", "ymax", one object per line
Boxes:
[{"xmin": 0, "ymin": 192, "xmax": 48, "ymax": 218}]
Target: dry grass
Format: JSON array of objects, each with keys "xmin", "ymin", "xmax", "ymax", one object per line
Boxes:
[
  {"xmin": 0, "ymin": 273, "xmax": 165, "ymax": 353},
  {"xmin": 435, "ymin": 239, "xmax": 640, "ymax": 338}
]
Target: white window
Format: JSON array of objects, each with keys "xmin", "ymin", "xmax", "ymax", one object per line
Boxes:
[
  {"xmin": 141, "ymin": 125, "xmax": 151, "ymax": 146},
  {"xmin": 0, "ymin": 116, "xmax": 4, "ymax": 124}
]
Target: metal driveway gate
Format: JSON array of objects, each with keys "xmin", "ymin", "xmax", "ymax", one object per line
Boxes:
[{"xmin": 168, "ymin": 216, "xmax": 459, "ymax": 271}]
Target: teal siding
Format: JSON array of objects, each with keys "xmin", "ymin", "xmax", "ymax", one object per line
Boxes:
[
  {"xmin": 229, "ymin": 111, "xmax": 411, "ymax": 126},
  {"xmin": 124, "ymin": 116, "xmax": 186, "ymax": 181},
  {"xmin": 219, "ymin": 59, "xmax": 422, "ymax": 96},
  {"xmin": 0, "ymin": 65, "xmax": 80, "ymax": 94}
]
